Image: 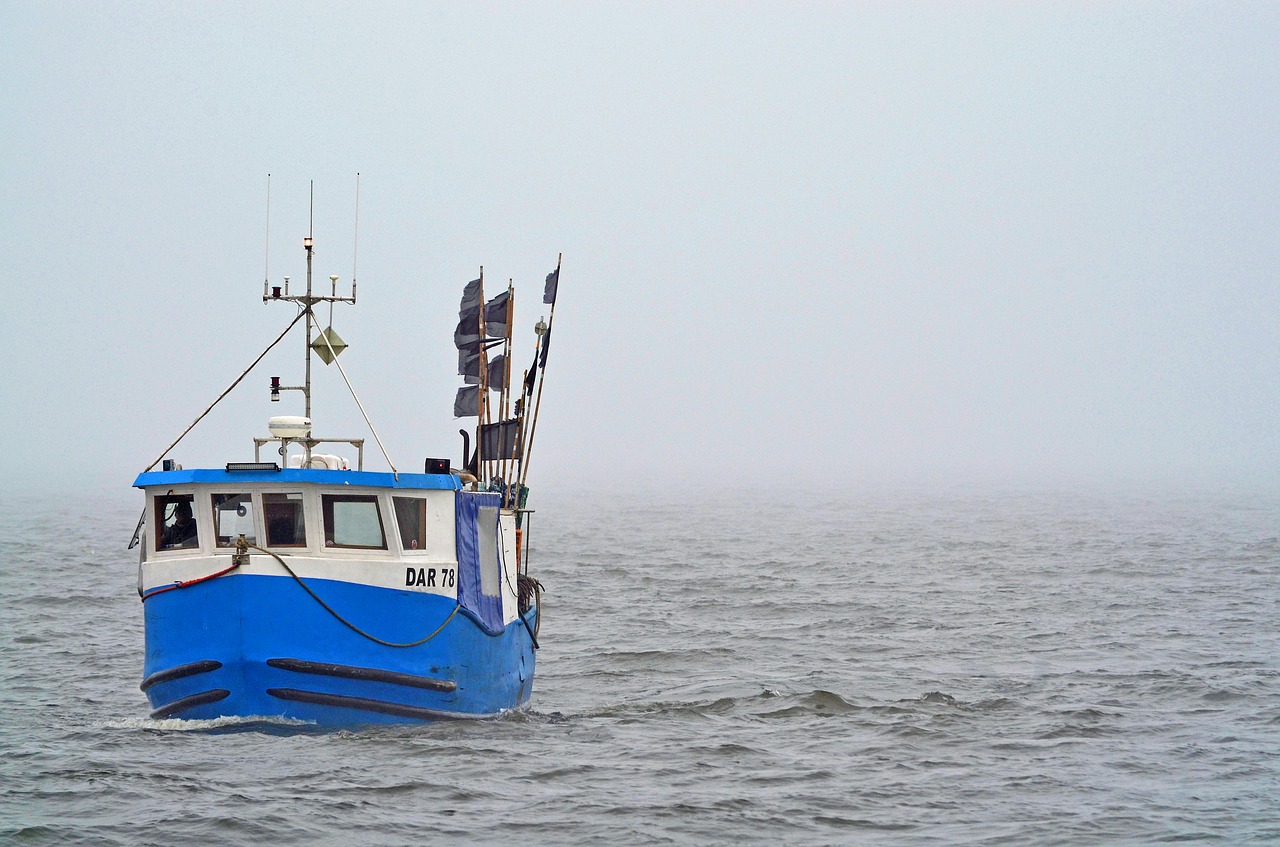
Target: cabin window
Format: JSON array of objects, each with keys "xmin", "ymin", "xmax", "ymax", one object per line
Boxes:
[
  {"xmin": 263, "ymin": 492, "xmax": 307, "ymax": 547},
  {"xmin": 322, "ymin": 494, "xmax": 386, "ymax": 549},
  {"xmin": 212, "ymin": 493, "xmax": 256, "ymax": 547},
  {"xmin": 155, "ymin": 494, "xmax": 199, "ymax": 550},
  {"xmin": 392, "ymin": 497, "xmax": 427, "ymax": 551}
]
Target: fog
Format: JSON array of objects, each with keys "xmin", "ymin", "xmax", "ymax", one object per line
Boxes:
[{"xmin": 3, "ymin": 3, "xmax": 1277, "ymax": 495}]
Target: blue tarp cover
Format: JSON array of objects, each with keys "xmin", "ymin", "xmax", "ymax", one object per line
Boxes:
[{"xmin": 455, "ymin": 491, "xmax": 505, "ymax": 634}]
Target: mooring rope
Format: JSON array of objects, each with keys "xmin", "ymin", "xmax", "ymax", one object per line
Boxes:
[
  {"xmin": 140, "ymin": 537, "xmax": 460, "ymax": 649},
  {"xmin": 246, "ymin": 541, "xmax": 459, "ymax": 648},
  {"xmin": 140, "ymin": 560, "xmax": 242, "ymax": 601}
]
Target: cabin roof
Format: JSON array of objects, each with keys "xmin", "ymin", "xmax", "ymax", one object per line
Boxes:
[{"xmin": 134, "ymin": 467, "xmax": 463, "ymax": 490}]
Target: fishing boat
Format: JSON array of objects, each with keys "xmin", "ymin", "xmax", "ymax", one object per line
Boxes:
[{"xmin": 130, "ymin": 191, "xmax": 561, "ymax": 724}]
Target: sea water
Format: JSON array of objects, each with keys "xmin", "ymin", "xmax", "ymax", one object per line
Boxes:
[{"xmin": 1, "ymin": 483, "xmax": 1277, "ymax": 845}]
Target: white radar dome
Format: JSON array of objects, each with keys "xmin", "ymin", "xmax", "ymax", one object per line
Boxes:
[{"xmin": 268, "ymin": 415, "xmax": 312, "ymax": 439}]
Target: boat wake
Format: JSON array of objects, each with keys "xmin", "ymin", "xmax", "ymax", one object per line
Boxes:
[{"xmin": 100, "ymin": 714, "xmax": 316, "ymax": 733}]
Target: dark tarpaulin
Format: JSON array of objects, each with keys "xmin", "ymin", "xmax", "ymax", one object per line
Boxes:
[
  {"xmin": 481, "ymin": 418, "xmax": 521, "ymax": 460},
  {"xmin": 455, "ymin": 491, "xmax": 505, "ymax": 634}
]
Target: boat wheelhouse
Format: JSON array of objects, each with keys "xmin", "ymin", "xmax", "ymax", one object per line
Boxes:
[{"xmin": 135, "ymin": 466, "xmax": 536, "ymax": 722}]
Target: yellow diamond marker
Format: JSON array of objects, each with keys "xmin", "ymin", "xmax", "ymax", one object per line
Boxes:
[{"xmin": 311, "ymin": 326, "xmax": 347, "ymax": 364}]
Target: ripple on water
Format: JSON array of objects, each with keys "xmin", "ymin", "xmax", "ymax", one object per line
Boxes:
[{"xmin": 1, "ymin": 486, "xmax": 1278, "ymax": 846}]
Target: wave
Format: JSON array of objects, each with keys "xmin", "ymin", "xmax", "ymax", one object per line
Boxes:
[{"xmin": 523, "ymin": 688, "xmax": 866, "ymax": 723}]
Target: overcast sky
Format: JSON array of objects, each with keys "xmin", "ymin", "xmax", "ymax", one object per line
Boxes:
[{"xmin": 3, "ymin": 2, "xmax": 1277, "ymax": 494}]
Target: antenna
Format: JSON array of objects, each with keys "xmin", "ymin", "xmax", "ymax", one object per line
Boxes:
[
  {"xmin": 352, "ymin": 172, "xmax": 360, "ymax": 302},
  {"xmin": 263, "ymin": 173, "xmax": 271, "ymax": 300},
  {"xmin": 308, "ymin": 180, "xmax": 314, "ymax": 242}
]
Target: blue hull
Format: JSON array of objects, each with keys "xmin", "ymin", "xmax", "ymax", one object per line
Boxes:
[{"xmin": 142, "ymin": 573, "xmax": 537, "ymax": 724}]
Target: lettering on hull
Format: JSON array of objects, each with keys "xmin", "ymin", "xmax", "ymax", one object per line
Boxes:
[{"xmin": 406, "ymin": 567, "xmax": 454, "ymax": 588}]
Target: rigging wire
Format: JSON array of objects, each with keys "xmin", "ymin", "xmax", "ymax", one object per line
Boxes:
[
  {"xmin": 143, "ymin": 309, "xmax": 307, "ymax": 472},
  {"xmin": 307, "ymin": 311, "xmax": 397, "ymax": 476}
]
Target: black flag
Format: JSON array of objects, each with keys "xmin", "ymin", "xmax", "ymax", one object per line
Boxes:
[
  {"xmin": 460, "ymin": 277, "xmax": 482, "ymax": 311},
  {"xmin": 487, "ymin": 354, "xmax": 506, "ymax": 391},
  {"xmin": 543, "ymin": 267, "xmax": 558, "ymax": 305},
  {"xmin": 453, "ymin": 385, "xmax": 479, "ymax": 417},
  {"xmin": 459, "ymin": 347, "xmax": 480, "ymax": 378},
  {"xmin": 485, "ymin": 291, "xmax": 510, "ymax": 338},
  {"xmin": 523, "ymin": 347, "xmax": 538, "ymax": 396},
  {"xmin": 455, "ymin": 277, "xmax": 483, "ymax": 349}
]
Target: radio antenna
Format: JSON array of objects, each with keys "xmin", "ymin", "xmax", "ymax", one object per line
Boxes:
[
  {"xmin": 352, "ymin": 172, "xmax": 361, "ymax": 301},
  {"xmin": 262, "ymin": 173, "xmax": 271, "ymax": 300}
]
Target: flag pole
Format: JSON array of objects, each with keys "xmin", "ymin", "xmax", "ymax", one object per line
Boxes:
[
  {"xmin": 509, "ymin": 324, "xmax": 540, "ymax": 511},
  {"xmin": 509, "ymin": 323, "xmax": 542, "ymax": 510},
  {"xmin": 518, "ymin": 253, "xmax": 561, "ymax": 494},
  {"xmin": 476, "ymin": 267, "xmax": 487, "ymax": 485},
  {"xmin": 499, "ymin": 280, "xmax": 515, "ymax": 492}
]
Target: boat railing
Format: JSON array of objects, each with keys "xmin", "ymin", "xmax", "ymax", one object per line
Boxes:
[{"xmin": 253, "ymin": 437, "xmax": 366, "ymax": 470}]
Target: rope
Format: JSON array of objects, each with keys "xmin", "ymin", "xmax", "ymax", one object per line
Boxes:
[
  {"xmin": 140, "ymin": 560, "xmax": 242, "ymax": 601},
  {"xmin": 307, "ymin": 312, "xmax": 397, "ymax": 477},
  {"xmin": 127, "ymin": 508, "xmax": 145, "ymax": 550},
  {"xmin": 246, "ymin": 542, "xmax": 458, "ymax": 648},
  {"xmin": 531, "ymin": 579, "xmax": 543, "ymax": 640},
  {"xmin": 517, "ymin": 574, "xmax": 543, "ymax": 648},
  {"xmin": 143, "ymin": 310, "xmax": 307, "ymax": 472},
  {"xmin": 498, "ymin": 519, "xmax": 521, "ymax": 600},
  {"xmin": 496, "ymin": 510, "xmax": 541, "ymax": 649},
  {"xmin": 139, "ymin": 537, "xmax": 460, "ymax": 649}
]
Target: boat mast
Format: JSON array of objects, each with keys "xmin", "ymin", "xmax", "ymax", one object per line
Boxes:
[
  {"xmin": 476, "ymin": 267, "xmax": 487, "ymax": 483},
  {"xmin": 518, "ymin": 253, "xmax": 561, "ymax": 496},
  {"xmin": 264, "ymin": 181, "xmax": 356, "ymax": 464},
  {"xmin": 304, "ymin": 181, "xmax": 314, "ymax": 427}
]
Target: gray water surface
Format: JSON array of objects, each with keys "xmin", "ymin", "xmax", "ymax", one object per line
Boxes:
[{"xmin": 2, "ymin": 484, "xmax": 1277, "ymax": 845}]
